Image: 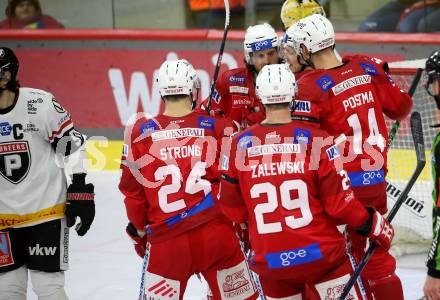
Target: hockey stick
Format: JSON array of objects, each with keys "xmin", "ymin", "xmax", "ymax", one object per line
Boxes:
[
  {"xmin": 235, "ymin": 230, "xmax": 267, "ymax": 300},
  {"xmin": 138, "ymin": 242, "xmax": 151, "ymax": 300},
  {"xmin": 340, "ymin": 111, "xmax": 426, "ymax": 300},
  {"xmin": 206, "ymin": 0, "xmax": 230, "ymax": 114},
  {"xmin": 388, "ymin": 68, "xmax": 423, "ymax": 148}
]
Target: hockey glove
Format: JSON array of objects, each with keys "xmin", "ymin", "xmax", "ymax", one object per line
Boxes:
[
  {"xmin": 65, "ymin": 173, "xmax": 95, "ymax": 236},
  {"xmin": 355, "ymin": 207, "xmax": 394, "ymax": 251},
  {"xmin": 126, "ymin": 223, "xmax": 148, "ymax": 258}
]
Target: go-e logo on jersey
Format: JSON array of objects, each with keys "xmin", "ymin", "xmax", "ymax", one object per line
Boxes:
[
  {"xmin": 265, "ymin": 243, "xmax": 323, "ymax": 268},
  {"xmin": 348, "ymin": 170, "xmax": 384, "ymax": 187}
]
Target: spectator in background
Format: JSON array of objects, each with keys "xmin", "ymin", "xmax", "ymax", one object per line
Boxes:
[
  {"xmin": 396, "ymin": 0, "xmax": 440, "ymax": 32},
  {"xmin": 187, "ymin": 0, "xmax": 245, "ymax": 29},
  {"xmin": 359, "ymin": 0, "xmax": 440, "ymax": 32},
  {"xmin": 0, "ymin": 0, "xmax": 64, "ymax": 29}
]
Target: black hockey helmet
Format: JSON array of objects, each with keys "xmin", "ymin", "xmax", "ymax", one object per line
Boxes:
[
  {"xmin": 0, "ymin": 47, "xmax": 19, "ymax": 82},
  {"xmin": 426, "ymin": 49, "xmax": 440, "ymax": 85}
]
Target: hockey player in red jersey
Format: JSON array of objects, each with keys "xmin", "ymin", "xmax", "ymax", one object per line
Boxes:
[
  {"xmin": 119, "ymin": 59, "xmax": 258, "ymax": 300},
  {"xmin": 218, "ymin": 63, "xmax": 394, "ymax": 300},
  {"xmin": 288, "ymin": 14, "xmax": 412, "ymax": 300},
  {"xmin": 202, "ymin": 23, "xmax": 280, "ymax": 129}
]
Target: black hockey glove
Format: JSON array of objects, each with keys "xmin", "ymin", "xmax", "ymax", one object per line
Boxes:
[{"xmin": 65, "ymin": 173, "xmax": 95, "ymax": 236}]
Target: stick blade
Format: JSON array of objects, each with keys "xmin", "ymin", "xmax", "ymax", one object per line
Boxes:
[{"xmin": 410, "ymin": 111, "xmax": 426, "ymax": 166}]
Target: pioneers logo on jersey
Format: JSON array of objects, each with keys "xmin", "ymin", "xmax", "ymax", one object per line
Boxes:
[
  {"xmin": 294, "ymin": 128, "xmax": 311, "ymax": 144},
  {"xmin": 0, "ymin": 232, "xmax": 14, "ymax": 267},
  {"xmin": 151, "ymin": 128, "xmax": 204, "ymax": 141},
  {"xmin": 265, "ymin": 243, "xmax": 323, "ymax": 268},
  {"xmin": 0, "ymin": 122, "xmax": 12, "ymax": 136},
  {"xmin": 331, "ymin": 75, "xmax": 371, "ymax": 96},
  {"xmin": 293, "ymin": 100, "xmax": 311, "ymax": 113},
  {"xmin": 52, "ymin": 97, "xmax": 66, "ymax": 114},
  {"xmin": 0, "ymin": 141, "xmax": 31, "ymax": 184},
  {"xmin": 198, "ymin": 116, "xmax": 214, "ymax": 130},
  {"xmin": 316, "ymin": 74, "xmax": 335, "ymax": 92}
]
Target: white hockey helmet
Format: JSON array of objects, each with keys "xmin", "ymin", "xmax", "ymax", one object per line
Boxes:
[
  {"xmin": 256, "ymin": 64, "xmax": 296, "ymax": 105},
  {"xmin": 156, "ymin": 59, "xmax": 200, "ymax": 99},
  {"xmin": 243, "ymin": 23, "xmax": 280, "ymax": 64},
  {"xmin": 290, "ymin": 14, "xmax": 335, "ymax": 55}
]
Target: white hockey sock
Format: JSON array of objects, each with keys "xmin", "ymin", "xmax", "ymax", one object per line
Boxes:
[
  {"xmin": 30, "ymin": 270, "xmax": 68, "ymax": 300},
  {"xmin": 0, "ymin": 266, "xmax": 28, "ymax": 300}
]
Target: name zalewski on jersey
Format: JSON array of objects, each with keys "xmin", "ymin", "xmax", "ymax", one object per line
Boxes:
[{"xmin": 0, "ymin": 88, "xmax": 81, "ymax": 229}]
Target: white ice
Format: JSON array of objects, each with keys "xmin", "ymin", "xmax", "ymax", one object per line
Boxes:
[{"xmin": 26, "ymin": 171, "xmax": 427, "ymax": 300}]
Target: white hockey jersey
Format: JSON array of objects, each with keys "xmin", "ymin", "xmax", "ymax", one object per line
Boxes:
[{"xmin": 0, "ymin": 87, "xmax": 84, "ymax": 229}]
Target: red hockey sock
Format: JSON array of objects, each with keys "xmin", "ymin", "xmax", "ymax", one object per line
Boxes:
[{"xmin": 368, "ymin": 273, "xmax": 404, "ymax": 300}]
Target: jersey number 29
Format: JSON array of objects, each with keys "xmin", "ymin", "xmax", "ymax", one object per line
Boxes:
[{"xmin": 250, "ymin": 179, "xmax": 313, "ymax": 234}]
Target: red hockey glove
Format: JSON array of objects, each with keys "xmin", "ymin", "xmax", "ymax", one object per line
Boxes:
[
  {"xmin": 126, "ymin": 223, "xmax": 148, "ymax": 258},
  {"xmin": 355, "ymin": 207, "xmax": 394, "ymax": 251}
]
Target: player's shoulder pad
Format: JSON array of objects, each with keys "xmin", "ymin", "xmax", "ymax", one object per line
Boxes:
[
  {"xmin": 20, "ymin": 87, "xmax": 67, "ymax": 115},
  {"xmin": 234, "ymin": 127, "xmax": 255, "ymax": 151},
  {"xmin": 343, "ymin": 54, "xmax": 389, "ymax": 75},
  {"xmin": 131, "ymin": 117, "xmax": 158, "ymax": 143},
  {"xmin": 297, "ymin": 69, "xmax": 332, "ymax": 96}
]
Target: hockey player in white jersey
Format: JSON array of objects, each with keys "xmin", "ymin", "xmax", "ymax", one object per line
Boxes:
[{"xmin": 0, "ymin": 47, "xmax": 95, "ymax": 300}]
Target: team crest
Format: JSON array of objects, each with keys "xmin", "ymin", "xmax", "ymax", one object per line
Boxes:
[{"xmin": 0, "ymin": 141, "xmax": 31, "ymax": 184}]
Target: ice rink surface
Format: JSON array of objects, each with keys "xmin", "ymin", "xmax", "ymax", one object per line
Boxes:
[{"xmin": 27, "ymin": 171, "xmax": 427, "ymax": 299}]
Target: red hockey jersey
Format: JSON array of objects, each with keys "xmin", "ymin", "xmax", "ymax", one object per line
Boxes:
[
  {"xmin": 201, "ymin": 67, "xmax": 265, "ymax": 129},
  {"xmin": 119, "ymin": 112, "xmax": 234, "ymax": 243},
  {"xmin": 293, "ymin": 55, "xmax": 412, "ymax": 199},
  {"xmin": 218, "ymin": 121, "xmax": 369, "ymax": 280}
]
